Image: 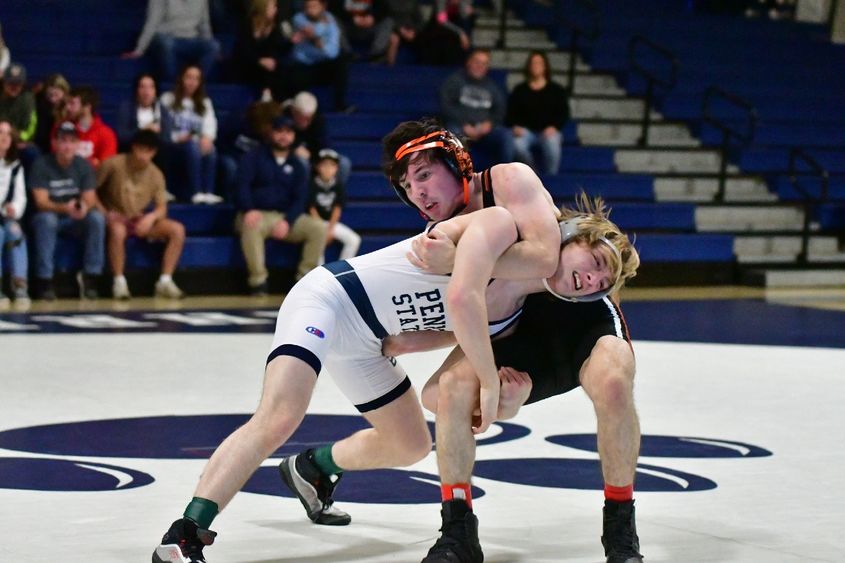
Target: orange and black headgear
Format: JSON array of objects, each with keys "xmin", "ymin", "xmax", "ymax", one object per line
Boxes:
[{"xmin": 391, "ymin": 129, "xmax": 474, "ymax": 220}]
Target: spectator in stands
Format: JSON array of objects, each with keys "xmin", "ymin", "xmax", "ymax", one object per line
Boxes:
[
  {"xmin": 233, "ymin": 0, "xmax": 293, "ymax": 100},
  {"xmin": 282, "ymin": 91, "xmax": 352, "ymax": 184},
  {"xmin": 0, "ymin": 23, "xmax": 10, "ymax": 76},
  {"xmin": 29, "ymin": 122, "xmax": 106, "ymax": 300},
  {"xmin": 439, "ymin": 48, "xmax": 514, "ymax": 166},
  {"xmin": 234, "ymin": 114, "xmax": 327, "ymax": 295},
  {"xmin": 218, "ymin": 99, "xmax": 282, "ymax": 200},
  {"xmin": 123, "ymin": 0, "xmax": 221, "ymax": 81},
  {"xmin": 415, "ymin": 0, "xmax": 472, "ymax": 65},
  {"xmin": 61, "ymin": 86, "xmax": 118, "ymax": 170},
  {"xmin": 308, "ymin": 147, "xmax": 360, "ymax": 263},
  {"xmin": 0, "ymin": 120, "xmax": 29, "ymax": 308},
  {"xmin": 97, "ymin": 130, "xmax": 186, "ymax": 300},
  {"xmin": 33, "ymin": 73, "xmax": 70, "ymax": 155},
  {"xmin": 506, "ymin": 50, "xmax": 569, "ymax": 175},
  {"xmin": 331, "ymin": 0, "xmax": 394, "ymax": 62},
  {"xmin": 286, "ymin": 0, "xmax": 352, "ymax": 112},
  {"xmin": 161, "ymin": 64, "xmax": 222, "ymax": 204},
  {"xmin": 0, "ymin": 63, "xmax": 40, "ymax": 167},
  {"xmin": 384, "ymin": 0, "xmax": 424, "ymax": 66}
]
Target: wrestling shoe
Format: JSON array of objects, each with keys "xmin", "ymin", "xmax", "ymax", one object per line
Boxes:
[
  {"xmin": 601, "ymin": 499, "xmax": 644, "ymax": 563},
  {"xmin": 421, "ymin": 500, "xmax": 483, "ymax": 563},
  {"xmin": 152, "ymin": 518, "xmax": 216, "ymax": 563},
  {"xmin": 279, "ymin": 449, "xmax": 351, "ymax": 525}
]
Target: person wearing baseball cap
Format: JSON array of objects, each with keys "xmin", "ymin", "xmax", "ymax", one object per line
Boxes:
[
  {"xmin": 233, "ymin": 111, "xmax": 327, "ymax": 295},
  {"xmin": 0, "ymin": 62, "xmax": 38, "ymax": 161},
  {"xmin": 307, "ymin": 147, "xmax": 360, "ymax": 264}
]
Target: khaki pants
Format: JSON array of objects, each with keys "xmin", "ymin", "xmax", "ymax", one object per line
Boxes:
[{"xmin": 236, "ymin": 211, "xmax": 328, "ymax": 287}]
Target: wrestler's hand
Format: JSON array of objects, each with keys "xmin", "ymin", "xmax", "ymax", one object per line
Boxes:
[
  {"xmin": 407, "ymin": 229, "xmax": 456, "ymax": 274},
  {"xmin": 497, "ymin": 367, "xmax": 532, "ymax": 420},
  {"xmin": 473, "ymin": 384, "xmax": 499, "ymax": 435}
]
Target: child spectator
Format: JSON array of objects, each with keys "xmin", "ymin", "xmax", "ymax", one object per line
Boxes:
[
  {"xmin": 308, "ymin": 148, "xmax": 360, "ymax": 263},
  {"xmin": 161, "ymin": 64, "xmax": 221, "ymax": 204},
  {"xmin": 97, "ymin": 130, "xmax": 186, "ymax": 300},
  {"xmin": 34, "ymin": 74, "xmax": 70, "ymax": 155},
  {"xmin": 29, "ymin": 122, "xmax": 106, "ymax": 300},
  {"xmin": 0, "ymin": 63, "xmax": 40, "ymax": 167},
  {"xmin": 61, "ymin": 86, "xmax": 118, "ymax": 170},
  {"xmin": 123, "ymin": 0, "xmax": 221, "ymax": 81},
  {"xmin": 0, "ymin": 120, "xmax": 29, "ymax": 307},
  {"xmin": 506, "ymin": 50, "xmax": 569, "ymax": 175}
]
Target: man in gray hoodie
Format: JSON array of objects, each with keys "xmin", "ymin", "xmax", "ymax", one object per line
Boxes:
[
  {"xmin": 123, "ymin": 0, "xmax": 221, "ymax": 81},
  {"xmin": 439, "ymin": 48, "xmax": 515, "ymax": 167}
]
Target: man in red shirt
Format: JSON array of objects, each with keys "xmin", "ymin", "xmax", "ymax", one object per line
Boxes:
[{"xmin": 59, "ymin": 86, "xmax": 117, "ymax": 169}]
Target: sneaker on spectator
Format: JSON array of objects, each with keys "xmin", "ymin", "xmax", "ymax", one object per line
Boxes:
[
  {"xmin": 12, "ymin": 284, "xmax": 30, "ymax": 306},
  {"xmin": 203, "ymin": 193, "xmax": 223, "ymax": 204},
  {"xmin": 112, "ymin": 277, "xmax": 131, "ymax": 300},
  {"xmin": 76, "ymin": 271, "xmax": 99, "ymax": 299},
  {"xmin": 34, "ymin": 278, "xmax": 57, "ymax": 301},
  {"xmin": 249, "ymin": 281, "xmax": 269, "ymax": 296},
  {"xmin": 155, "ymin": 278, "xmax": 184, "ymax": 299},
  {"xmin": 191, "ymin": 193, "xmax": 209, "ymax": 204},
  {"xmin": 165, "ymin": 190, "xmax": 177, "ymax": 202}
]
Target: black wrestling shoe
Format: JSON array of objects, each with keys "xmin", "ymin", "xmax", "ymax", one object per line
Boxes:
[
  {"xmin": 152, "ymin": 518, "xmax": 217, "ymax": 563},
  {"xmin": 602, "ymin": 499, "xmax": 644, "ymax": 563},
  {"xmin": 279, "ymin": 449, "xmax": 351, "ymax": 525},
  {"xmin": 421, "ymin": 500, "xmax": 483, "ymax": 563}
]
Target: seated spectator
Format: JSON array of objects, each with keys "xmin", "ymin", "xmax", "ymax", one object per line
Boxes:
[
  {"xmin": 34, "ymin": 73, "xmax": 70, "ymax": 155},
  {"xmin": 160, "ymin": 64, "xmax": 221, "ymax": 204},
  {"xmin": 0, "ymin": 120, "xmax": 29, "ymax": 307},
  {"xmin": 415, "ymin": 0, "xmax": 472, "ymax": 65},
  {"xmin": 29, "ymin": 122, "xmax": 106, "ymax": 300},
  {"xmin": 0, "ymin": 22, "xmax": 10, "ymax": 77},
  {"xmin": 506, "ymin": 50, "xmax": 569, "ymax": 175},
  {"xmin": 0, "ymin": 63, "xmax": 40, "ymax": 167},
  {"xmin": 439, "ymin": 48, "xmax": 514, "ymax": 166},
  {"xmin": 308, "ymin": 148, "xmax": 360, "ymax": 263},
  {"xmin": 123, "ymin": 0, "xmax": 221, "ymax": 81},
  {"xmin": 218, "ymin": 99, "xmax": 281, "ymax": 199},
  {"xmin": 286, "ymin": 0, "xmax": 352, "ymax": 112},
  {"xmin": 234, "ymin": 114, "xmax": 327, "ymax": 295},
  {"xmin": 233, "ymin": 0, "xmax": 292, "ymax": 100},
  {"xmin": 61, "ymin": 86, "xmax": 118, "ymax": 170},
  {"xmin": 331, "ymin": 0, "xmax": 394, "ymax": 62},
  {"xmin": 282, "ymin": 91, "xmax": 351, "ymax": 184},
  {"xmin": 385, "ymin": 0, "xmax": 424, "ymax": 66},
  {"xmin": 97, "ymin": 130, "xmax": 186, "ymax": 300}
]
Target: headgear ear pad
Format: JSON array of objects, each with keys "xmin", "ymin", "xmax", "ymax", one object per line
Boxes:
[{"xmin": 543, "ymin": 217, "xmax": 623, "ymax": 303}]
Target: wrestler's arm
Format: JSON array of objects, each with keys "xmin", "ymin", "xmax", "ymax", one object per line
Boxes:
[{"xmin": 382, "ymin": 330, "xmax": 457, "ymax": 357}]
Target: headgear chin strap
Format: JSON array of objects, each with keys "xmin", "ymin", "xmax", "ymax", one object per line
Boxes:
[
  {"xmin": 543, "ymin": 218, "xmax": 623, "ymax": 303},
  {"xmin": 392, "ymin": 130, "xmax": 473, "ymax": 220}
]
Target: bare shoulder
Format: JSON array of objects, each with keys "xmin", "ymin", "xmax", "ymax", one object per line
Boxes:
[{"xmin": 489, "ymin": 162, "xmax": 556, "ymax": 210}]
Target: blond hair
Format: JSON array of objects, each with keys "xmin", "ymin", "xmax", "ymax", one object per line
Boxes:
[{"xmin": 559, "ymin": 192, "xmax": 640, "ymax": 294}]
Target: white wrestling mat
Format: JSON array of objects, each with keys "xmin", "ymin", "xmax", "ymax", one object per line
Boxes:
[{"xmin": 0, "ymin": 333, "xmax": 842, "ymax": 562}]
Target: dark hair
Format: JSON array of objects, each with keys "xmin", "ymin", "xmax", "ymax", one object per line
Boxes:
[
  {"xmin": 130, "ymin": 129, "xmax": 161, "ymax": 150},
  {"xmin": 522, "ymin": 50, "xmax": 551, "ymax": 82},
  {"xmin": 173, "ymin": 65, "xmax": 208, "ymax": 116},
  {"xmin": 70, "ymin": 85, "xmax": 100, "ymax": 112},
  {"xmin": 0, "ymin": 120, "xmax": 20, "ymax": 164},
  {"xmin": 133, "ymin": 72, "xmax": 159, "ymax": 98},
  {"xmin": 381, "ymin": 117, "xmax": 449, "ymax": 184}
]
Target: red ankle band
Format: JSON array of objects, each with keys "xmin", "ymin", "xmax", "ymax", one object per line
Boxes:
[
  {"xmin": 441, "ymin": 483, "xmax": 473, "ymax": 508},
  {"xmin": 604, "ymin": 483, "xmax": 634, "ymax": 502}
]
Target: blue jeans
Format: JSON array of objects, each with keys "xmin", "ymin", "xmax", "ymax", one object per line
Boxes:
[
  {"xmin": 448, "ymin": 123, "xmax": 515, "ymax": 167},
  {"xmin": 172, "ymin": 140, "xmax": 218, "ymax": 198},
  {"xmin": 31, "ymin": 210, "xmax": 105, "ymax": 279},
  {"xmin": 0, "ymin": 219, "xmax": 28, "ymax": 281},
  {"xmin": 514, "ymin": 128, "xmax": 562, "ymax": 175},
  {"xmin": 150, "ymin": 34, "xmax": 221, "ymax": 81}
]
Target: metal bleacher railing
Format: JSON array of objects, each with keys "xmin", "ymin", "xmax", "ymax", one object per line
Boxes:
[
  {"xmin": 627, "ymin": 35, "xmax": 678, "ymax": 147},
  {"xmin": 553, "ymin": 0, "xmax": 600, "ymax": 93},
  {"xmin": 787, "ymin": 148, "xmax": 830, "ymax": 264},
  {"xmin": 701, "ymin": 86, "xmax": 758, "ymax": 203}
]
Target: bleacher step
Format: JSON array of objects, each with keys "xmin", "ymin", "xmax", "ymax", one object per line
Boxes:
[
  {"xmin": 615, "ymin": 149, "xmax": 723, "ymax": 173},
  {"xmin": 734, "ymin": 236, "xmax": 843, "ymax": 263},
  {"xmin": 571, "ymin": 98, "xmax": 656, "ymax": 121},
  {"xmin": 506, "ymin": 72, "xmax": 625, "ymax": 95},
  {"xmin": 490, "ymin": 50, "xmax": 589, "ymax": 71},
  {"xmin": 577, "ymin": 123, "xmax": 699, "ymax": 147},
  {"xmin": 654, "ymin": 178, "xmax": 777, "ymax": 202},
  {"xmin": 695, "ymin": 206, "xmax": 805, "ymax": 232},
  {"xmin": 748, "ymin": 269, "xmax": 845, "ymax": 288}
]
